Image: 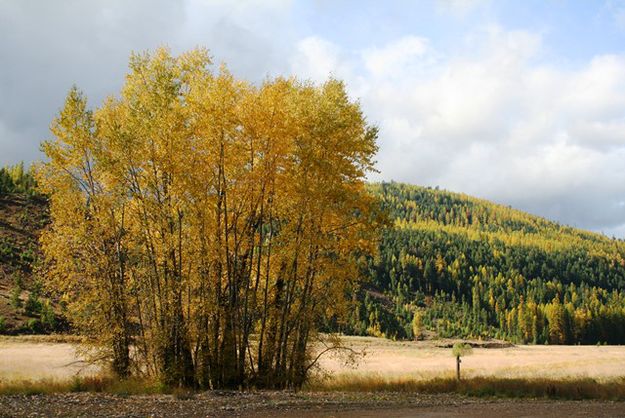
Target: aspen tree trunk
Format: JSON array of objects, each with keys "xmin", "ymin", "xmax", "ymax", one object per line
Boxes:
[
  {"xmin": 110, "ymin": 211, "xmax": 131, "ymax": 379},
  {"xmin": 110, "ymin": 280, "xmax": 131, "ymax": 378}
]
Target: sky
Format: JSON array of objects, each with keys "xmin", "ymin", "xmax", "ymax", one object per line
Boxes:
[{"xmin": 2, "ymin": 0, "xmax": 625, "ymax": 236}]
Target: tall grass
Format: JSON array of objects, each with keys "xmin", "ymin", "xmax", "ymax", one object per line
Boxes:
[
  {"xmin": 2, "ymin": 373, "xmax": 625, "ymax": 401},
  {"xmin": 305, "ymin": 374, "xmax": 625, "ymax": 400},
  {"xmin": 0, "ymin": 334, "xmax": 85, "ymax": 344},
  {"xmin": 0, "ymin": 376, "xmax": 167, "ymax": 396}
]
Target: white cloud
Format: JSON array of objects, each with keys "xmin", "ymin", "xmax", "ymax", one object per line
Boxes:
[
  {"xmin": 0, "ymin": 0, "xmax": 294, "ymax": 165},
  {"xmin": 178, "ymin": 0, "xmax": 294, "ymax": 79},
  {"xmin": 2, "ymin": 1, "xmax": 625, "ymax": 236},
  {"xmin": 571, "ymin": 119, "xmax": 625, "ymax": 151},
  {"xmin": 362, "ymin": 36, "xmax": 429, "ymax": 77},
  {"xmin": 287, "ymin": 28, "xmax": 625, "ymax": 234},
  {"xmin": 290, "ymin": 37, "xmax": 346, "ymax": 83}
]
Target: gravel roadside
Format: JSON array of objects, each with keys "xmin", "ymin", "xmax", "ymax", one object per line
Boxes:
[{"xmin": 1, "ymin": 391, "xmax": 624, "ymax": 418}]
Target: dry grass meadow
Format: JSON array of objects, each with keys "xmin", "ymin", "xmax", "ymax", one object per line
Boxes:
[
  {"xmin": 0, "ymin": 336, "xmax": 99, "ymax": 381},
  {"xmin": 1, "ymin": 335, "xmax": 624, "ymax": 384},
  {"xmin": 315, "ymin": 336, "xmax": 625, "ymax": 382}
]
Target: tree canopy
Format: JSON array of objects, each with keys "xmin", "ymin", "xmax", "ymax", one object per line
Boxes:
[{"xmin": 37, "ymin": 47, "xmax": 380, "ymax": 388}]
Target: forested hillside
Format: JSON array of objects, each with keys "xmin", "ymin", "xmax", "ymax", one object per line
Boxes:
[
  {"xmin": 342, "ymin": 182, "xmax": 625, "ymax": 345},
  {"xmin": 3, "ymin": 166, "xmax": 625, "ymax": 346},
  {"xmin": 0, "ymin": 163, "xmax": 56, "ymax": 333}
]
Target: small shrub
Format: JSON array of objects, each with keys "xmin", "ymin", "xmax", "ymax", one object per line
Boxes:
[
  {"xmin": 69, "ymin": 377, "xmax": 87, "ymax": 393},
  {"xmin": 10, "ymin": 285, "xmax": 22, "ymax": 309},
  {"xmin": 0, "ymin": 316, "xmax": 6, "ymax": 333},
  {"xmin": 172, "ymin": 387, "xmax": 195, "ymax": 400},
  {"xmin": 13, "ymin": 273, "xmax": 24, "ymax": 289},
  {"xmin": 19, "ymin": 248, "xmax": 34, "ymax": 264},
  {"xmin": 411, "ymin": 310, "xmax": 424, "ymax": 340},
  {"xmin": 0, "ymin": 240, "xmax": 15, "ymax": 259},
  {"xmin": 25, "ymin": 292, "xmax": 42, "ymax": 315},
  {"xmin": 26, "ymin": 318, "xmax": 42, "ymax": 333},
  {"xmin": 40, "ymin": 300, "xmax": 56, "ymax": 331},
  {"xmin": 452, "ymin": 342, "xmax": 473, "ymax": 357},
  {"xmin": 31, "ymin": 280, "xmax": 43, "ymax": 296}
]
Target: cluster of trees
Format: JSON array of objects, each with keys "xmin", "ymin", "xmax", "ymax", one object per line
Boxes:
[
  {"xmin": 37, "ymin": 48, "xmax": 379, "ymax": 388},
  {"xmin": 342, "ymin": 182, "xmax": 625, "ymax": 344},
  {"xmin": 0, "ymin": 163, "xmax": 37, "ymax": 195}
]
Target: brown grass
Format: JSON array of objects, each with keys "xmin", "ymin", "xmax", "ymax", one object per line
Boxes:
[
  {"xmin": 2, "ymin": 336, "xmax": 625, "ymax": 400},
  {"xmin": 306, "ymin": 374, "xmax": 625, "ymax": 400},
  {"xmin": 0, "ymin": 334, "xmax": 84, "ymax": 344},
  {"xmin": 0, "ymin": 376, "xmax": 167, "ymax": 396},
  {"xmin": 2, "ymin": 374, "xmax": 624, "ymax": 401},
  {"xmin": 317, "ymin": 336, "xmax": 625, "ymax": 381}
]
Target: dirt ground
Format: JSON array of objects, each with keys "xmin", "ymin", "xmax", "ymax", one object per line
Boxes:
[{"xmin": 1, "ymin": 391, "xmax": 624, "ymax": 418}]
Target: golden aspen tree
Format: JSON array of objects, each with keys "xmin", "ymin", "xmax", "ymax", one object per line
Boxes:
[
  {"xmin": 38, "ymin": 47, "xmax": 379, "ymax": 389},
  {"xmin": 38, "ymin": 87, "xmax": 132, "ymax": 378}
]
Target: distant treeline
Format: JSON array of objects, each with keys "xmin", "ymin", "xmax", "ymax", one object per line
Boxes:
[
  {"xmin": 338, "ymin": 182, "xmax": 625, "ymax": 345},
  {"xmin": 0, "ymin": 163, "xmax": 37, "ymax": 195}
]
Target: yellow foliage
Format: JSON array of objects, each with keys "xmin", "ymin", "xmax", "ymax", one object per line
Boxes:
[{"xmin": 37, "ymin": 47, "xmax": 380, "ymax": 389}]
